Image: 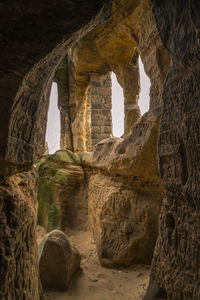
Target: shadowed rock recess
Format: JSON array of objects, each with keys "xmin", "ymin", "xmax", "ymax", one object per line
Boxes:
[
  {"xmin": 145, "ymin": 1, "xmax": 200, "ymax": 299},
  {"xmin": 0, "ymin": 1, "xmax": 111, "ymax": 299},
  {"xmin": 0, "ymin": 0, "xmax": 199, "ymax": 300}
]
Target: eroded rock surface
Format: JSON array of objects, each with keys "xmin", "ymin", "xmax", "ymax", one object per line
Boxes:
[
  {"xmin": 37, "ymin": 150, "xmax": 90, "ymax": 232},
  {"xmin": 89, "ymin": 112, "xmax": 165, "ymax": 267},
  {"xmin": 59, "ymin": 0, "xmax": 170, "ymax": 151},
  {"xmin": 145, "ymin": 1, "xmax": 200, "ymax": 299},
  {"xmin": 39, "ymin": 230, "xmax": 81, "ymax": 291},
  {"xmin": 0, "ymin": 0, "xmax": 111, "ymax": 179},
  {"xmin": 0, "ymin": 169, "xmax": 39, "ymax": 299}
]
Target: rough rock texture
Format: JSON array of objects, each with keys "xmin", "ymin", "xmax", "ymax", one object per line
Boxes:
[
  {"xmin": 89, "ymin": 112, "xmax": 166, "ymax": 267},
  {"xmin": 1, "ymin": 0, "xmax": 199, "ymax": 299},
  {"xmin": 39, "ymin": 230, "xmax": 81, "ymax": 291},
  {"xmin": 61, "ymin": 0, "xmax": 170, "ymax": 152},
  {"xmin": 145, "ymin": 1, "xmax": 200, "ymax": 299},
  {"xmin": 0, "ymin": 169, "xmax": 40, "ymax": 299},
  {"xmin": 0, "ymin": 2, "xmax": 111, "ymax": 299},
  {"xmin": 37, "ymin": 150, "xmax": 90, "ymax": 232},
  {"xmin": 0, "ymin": 0, "xmax": 111, "ymax": 179},
  {"xmin": 79, "ymin": 0, "xmax": 170, "ymax": 268}
]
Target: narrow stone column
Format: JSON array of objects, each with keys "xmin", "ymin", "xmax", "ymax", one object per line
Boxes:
[
  {"xmin": 90, "ymin": 73, "xmax": 112, "ymax": 148},
  {"xmin": 54, "ymin": 57, "xmax": 74, "ymax": 151},
  {"xmin": 122, "ymin": 54, "xmax": 141, "ymax": 137}
]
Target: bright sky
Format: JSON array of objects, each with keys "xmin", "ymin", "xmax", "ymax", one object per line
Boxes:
[
  {"xmin": 110, "ymin": 57, "xmax": 150, "ymax": 137},
  {"xmin": 46, "ymin": 82, "xmax": 60, "ymax": 154},
  {"xmin": 46, "ymin": 58, "xmax": 151, "ymax": 153}
]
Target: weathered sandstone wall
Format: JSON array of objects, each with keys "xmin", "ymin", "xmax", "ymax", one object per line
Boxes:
[
  {"xmin": 0, "ymin": 2, "xmax": 111, "ymax": 299},
  {"xmin": 89, "ymin": 112, "xmax": 165, "ymax": 267},
  {"xmin": 68, "ymin": 0, "xmax": 170, "ymax": 268},
  {"xmin": 65, "ymin": 0, "xmax": 170, "ymax": 152},
  {"xmin": 0, "ymin": 169, "xmax": 40, "ymax": 299},
  {"xmin": 0, "ymin": 1, "xmax": 111, "ymax": 179},
  {"xmin": 145, "ymin": 1, "xmax": 200, "ymax": 299}
]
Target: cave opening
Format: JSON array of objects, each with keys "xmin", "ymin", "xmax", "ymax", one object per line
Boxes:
[
  {"xmin": 45, "ymin": 82, "xmax": 61, "ymax": 154},
  {"xmin": 37, "ymin": 47, "xmax": 157, "ymax": 300},
  {"xmin": 111, "ymin": 72, "xmax": 124, "ymax": 137}
]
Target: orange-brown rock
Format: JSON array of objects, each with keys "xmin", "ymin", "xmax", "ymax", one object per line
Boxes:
[
  {"xmin": 0, "ymin": 2, "xmax": 110, "ymax": 298},
  {"xmin": 145, "ymin": 1, "xmax": 200, "ymax": 299},
  {"xmin": 61, "ymin": 0, "xmax": 170, "ymax": 151},
  {"xmin": 88, "ymin": 112, "xmax": 165, "ymax": 267},
  {"xmin": 0, "ymin": 1, "xmax": 111, "ymax": 179},
  {"xmin": 0, "ymin": 168, "xmax": 40, "ymax": 299},
  {"xmin": 0, "ymin": 0, "xmax": 199, "ymax": 299},
  {"xmin": 67, "ymin": 0, "xmax": 170, "ymax": 269}
]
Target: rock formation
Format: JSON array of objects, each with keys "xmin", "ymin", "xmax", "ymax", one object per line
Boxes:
[
  {"xmin": 144, "ymin": 1, "xmax": 200, "ymax": 299},
  {"xmin": 0, "ymin": 0, "xmax": 199, "ymax": 299},
  {"xmin": 0, "ymin": 1, "xmax": 111, "ymax": 299},
  {"xmin": 37, "ymin": 150, "xmax": 90, "ymax": 232},
  {"xmin": 89, "ymin": 112, "xmax": 165, "ymax": 267},
  {"xmin": 61, "ymin": 0, "xmax": 169, "ymax": 268},
  {"xmin": 39, "ymin": 230, "xmax": 81, "ymax": 291},
  {"xmin": 50, "ymin": 0, "xmax": 170, "ymax": 269},
  {"xmin": 0, "ymin": 1, "xmax": 111, "ymax": 180},
  {"xmin": 0, "ymin": 169, "xmax": 40, "ymax": 299},
  {"xmin": 56, "ymin": 0, "xmax": 170, "ymax": 152}
]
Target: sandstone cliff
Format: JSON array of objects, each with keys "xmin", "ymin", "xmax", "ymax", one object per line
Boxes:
[
  {"xmin": 0, "ymin": 0, "xmax": 199, "ymax": 299},
  {"xmin": 145, "ymin": 1, "xmax": 200, "ymax": 299},
  {"xmin": 89, "ymin": 111, "xmax": 165, "ymax": 267},
  {"xmin": 0, "ymin": 169, "xmax": 40, "ymax": 299},
  {"xmin": 0, "ymin": 2, "xmax": 111, "ymax": 299}
]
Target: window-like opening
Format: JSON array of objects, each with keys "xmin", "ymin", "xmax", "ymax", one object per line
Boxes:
[
  {"xmin": 111, "ymin": 72, "xmax": 124, "ymax": 137},
  {"xmin": 138, "ymin": 57, "xmax": 150, "ymax": 115},
  {"xmin": 45, "ymin": 82, "xmax": 60, "ymax": 154}
]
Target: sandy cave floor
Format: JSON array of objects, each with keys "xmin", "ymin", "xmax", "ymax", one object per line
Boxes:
[{"xmin": 36, "ymin": 226, "xmax": 150, "ymax": 300}]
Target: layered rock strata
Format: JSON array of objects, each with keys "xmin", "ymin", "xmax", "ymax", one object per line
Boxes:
[
  {"xmin": 0, "ymin": 0, "xmax": 111, "ymax": 179},
  {"xmin": 145, "ymin": 1, "xmax": 200, "ymax": 299},
  {"xmin": 58, "ymin": 0, "xmax": 170, "ymax": 152},
  {"xmin": 0, "ymin": 169, "xmax": 39, "ymax": 299},
  {"xmin": 89, "ymin": 112, "xmax": 165, "ymax": 267},
  {"xmin": 0, "ymin": 2, "xmax": 111, "ymax": 299}
]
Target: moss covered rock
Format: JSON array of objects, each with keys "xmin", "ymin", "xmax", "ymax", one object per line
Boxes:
[{"xmin": 36, "ymin": 150, "xmax": 90, "ymax": 232}]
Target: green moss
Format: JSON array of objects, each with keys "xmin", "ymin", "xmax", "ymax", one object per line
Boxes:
[
  {"xmin": 37, "ymin": 149, "xmax": 85, "ymax": 232},
  {"xmin": 37, "ymin": 181, "xmax": 61, "ymax": 232},
  {"xmin": 78, "ymin": 151, "xmax": 91, "ymax": 164}
]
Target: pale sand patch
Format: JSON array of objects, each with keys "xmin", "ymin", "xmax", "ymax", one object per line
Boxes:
[{"xmin": 36, "ymin": 226, "xmax": 150, "ymax": 300}]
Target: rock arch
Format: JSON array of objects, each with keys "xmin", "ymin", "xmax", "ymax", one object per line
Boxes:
[{"xmin": 0, "ymin": 0, "xmax": 199, "ymax": 299}]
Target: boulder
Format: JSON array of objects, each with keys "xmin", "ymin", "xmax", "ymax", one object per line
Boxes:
[{"xmin": 39, "ymin": 230, "xmax": 81, "ymax": 291}]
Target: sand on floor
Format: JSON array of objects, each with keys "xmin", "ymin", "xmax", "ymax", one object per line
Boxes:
[{"xmin": 36, "ymin": 226, "xmax": 150, "ymax": 300}]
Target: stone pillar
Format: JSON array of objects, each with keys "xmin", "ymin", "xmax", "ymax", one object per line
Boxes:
[
  {"xmin": 122, "ymin": 54, "xmax": 141, "ymax": 137},
  {"xmin": 113, "ymin": 52, "xmax": 141, "ymax": 138},
  {"xmin": 54, "ymin": 56, "xmax": 74, "ymax": 152},
  {"xmin": 90, "ymin": 73, "xmax": 112, "ymax": 148}
]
